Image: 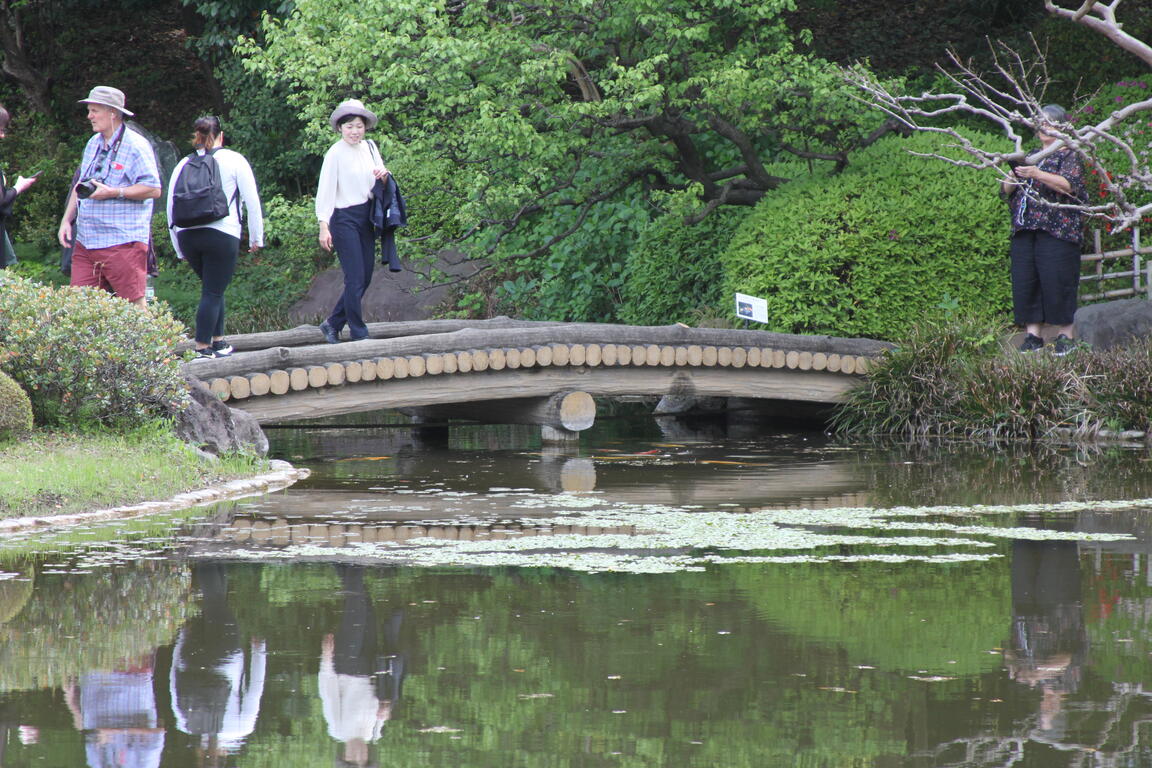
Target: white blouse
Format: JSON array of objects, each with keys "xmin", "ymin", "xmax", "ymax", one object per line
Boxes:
[{"xmin": 315, "ymin": 139, "xmax": 384, "ymax": 224}]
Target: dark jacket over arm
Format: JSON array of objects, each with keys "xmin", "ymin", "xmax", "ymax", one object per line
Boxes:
[{"xmin": 370, "ymin": 175, "xmax": 408, "ymax": 272}]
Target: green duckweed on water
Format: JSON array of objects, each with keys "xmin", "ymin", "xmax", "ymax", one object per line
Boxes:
[{"xmin": 208, "ymin": 492, "xmax": 1148, "ymax": 574}]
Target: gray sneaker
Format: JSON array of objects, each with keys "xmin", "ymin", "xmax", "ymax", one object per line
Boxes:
[
  {"xmin": 319, "ymin": 320, "xmax": 340, "ymax": 344},
  {"xmin": 1018, "ymin": 333, "xmax": 1045, "ymax": 353},
  {"xmin": 1051, "ymin": 334, "xmax": 1076, "ymax": 356}
]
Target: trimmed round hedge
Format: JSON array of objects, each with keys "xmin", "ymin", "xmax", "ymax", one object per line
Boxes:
[
  {"xmin": 0, "ymin": 368, "xmax": 33, "ymax": 442},
  {"xmin": 0, "ymin": 272, "xmax": 188, "ymax": 430},
  {"xmin": 721, "ymin": 131, "xmax": 1013, "ymax": 340}
]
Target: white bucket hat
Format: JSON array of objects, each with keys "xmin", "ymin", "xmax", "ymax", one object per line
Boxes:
[
  {"xmin": 78, "ymin": 85, "xmax": 134, "ymax": 117},
  {"xmin": 329, "ymin": 99, "xmax": 378, "ymax": 132}
]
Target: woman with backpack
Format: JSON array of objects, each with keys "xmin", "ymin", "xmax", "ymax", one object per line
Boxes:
[
  {"xmin": 167, "ymin": 115, "xmax": 264, "ymax": 359},
  {"xmin": 315, "ymin": 99, "xmax": 389, "ymax": 344}
]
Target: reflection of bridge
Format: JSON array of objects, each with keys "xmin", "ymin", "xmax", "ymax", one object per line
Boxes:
[
  {"xmin": 187, "ymin": 441, "xmax": 877, "ymax": 560},
  {"xmin": 183, "ymin": 319, "xmax": 891, "ymax": 434}
]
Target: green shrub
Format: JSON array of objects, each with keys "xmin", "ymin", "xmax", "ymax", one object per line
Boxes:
[
  {"xmin": 618, "ymin": 190, "xmax": 749, "ymax": 326},
  {"xmin": 721, "ymin": 131, "xmax": 1013, "ymax": 340},
  {"xmin": 0, "ymin": 272, "xmax": 188, "ymax": 430},
  {"xmin": 0, "ymin": 368, "xmax": 33, "ymax": 442}
]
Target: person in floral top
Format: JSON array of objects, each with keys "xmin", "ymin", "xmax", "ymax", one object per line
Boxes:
[{"xmin": 1000, "ymin": 104, "xmax": 1088, "ymax": 356}]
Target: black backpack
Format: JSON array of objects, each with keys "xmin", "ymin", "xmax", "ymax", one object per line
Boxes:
[{"xmin": 169, "ymin": 148, "xmax": 237, "ymax": 228}]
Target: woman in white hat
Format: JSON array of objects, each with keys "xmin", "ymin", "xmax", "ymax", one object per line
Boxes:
[{"xmin": 316, "ymin": 99, "xmax": 389, "ymax": 344}]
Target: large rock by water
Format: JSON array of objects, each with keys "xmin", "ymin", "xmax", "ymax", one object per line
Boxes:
[
  {"xmin": 1075, "ymin": 298, "xmax": 1152, "ymax": 350},
  {"xmin": 290, "ymin": 249, "xmax": 480, "ymax": 323},
  {"xmin": 175, "ymin": 376, "xmax": 268, "ymax": 457}
]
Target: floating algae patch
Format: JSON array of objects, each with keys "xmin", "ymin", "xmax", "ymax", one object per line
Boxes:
[{"xmin": 210, "ymin": 493, "xmax": 1146, "ymax": 574}]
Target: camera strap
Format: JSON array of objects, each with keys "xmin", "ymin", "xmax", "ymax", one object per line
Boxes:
[{"xmin": 82, "ymin": 123, "xmax": 127, "ymax": 183}]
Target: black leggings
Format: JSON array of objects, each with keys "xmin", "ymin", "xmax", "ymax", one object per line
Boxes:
[{"xmin": 178, "ymin": 228, "xmax": 240, "ymax": 344}]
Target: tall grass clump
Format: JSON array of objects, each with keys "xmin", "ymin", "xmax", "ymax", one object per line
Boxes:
[
  {"xmin": 835, "ymin": 316, "xmax": 1152, "ymax": 440},
  {"xmin": 1079, "ymin": 338, "xmax": 1152, "ymax": 433},
  {"xmin": 950, "ymin": 353, "xmax": 1085, "ymax": 440},
  {"xmin": 831, "ymin": 314, "xmax": 1007, "ymax": 437}
]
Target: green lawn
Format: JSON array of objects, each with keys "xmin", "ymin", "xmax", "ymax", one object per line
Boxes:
[{"xmin": 0, "ymin": 428, "xmax": 262, "ymax": 519}]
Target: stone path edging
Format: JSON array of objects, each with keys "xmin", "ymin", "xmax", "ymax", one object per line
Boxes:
[{"xmin": 0, "ymin": 459, "xmax": 310, "ymax": 535}]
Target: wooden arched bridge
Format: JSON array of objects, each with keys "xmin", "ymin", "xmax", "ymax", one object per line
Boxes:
[{"xmin": 182, "ymin": 318, "xmax": 891, "ymax": 438}]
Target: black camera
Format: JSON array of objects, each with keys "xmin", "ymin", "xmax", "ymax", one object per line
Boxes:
[{"xmin": 75, "ymin": 179, "xmax": 97, "ymax": 199}]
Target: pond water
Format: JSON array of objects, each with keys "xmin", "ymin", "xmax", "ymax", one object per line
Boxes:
[{"xmin": 4, "ymin": 409, "xmax": 1152, "ymax": 767}]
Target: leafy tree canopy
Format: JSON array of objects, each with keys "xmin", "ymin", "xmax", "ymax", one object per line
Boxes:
[{"xmin": 238, "ymin": 0, "xmax": 888, "ymax": 262}]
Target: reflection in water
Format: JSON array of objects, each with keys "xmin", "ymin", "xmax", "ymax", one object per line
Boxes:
[
  {"xmin": 321, "ymin": 565, "xmax": 405, "ymax": 767},
  {"xmin": 170, "ymin": 564, "xmax": 265, "ymax": 765},
  {"xmin": 2, "ymin": 417, "xmax": 1152, "ymax": 766},
  {"xmin": 1006, "ymin": 539, "xmax": 1086, "ymax": 740},
  {"xmin": 64, "ymin": 653, "xmax": 165, "ymax": 768}
]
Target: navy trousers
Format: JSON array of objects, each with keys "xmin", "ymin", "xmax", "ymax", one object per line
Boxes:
[{"xmin": 326, "ymin": 201, "xmax": 376, "ymax": 340}]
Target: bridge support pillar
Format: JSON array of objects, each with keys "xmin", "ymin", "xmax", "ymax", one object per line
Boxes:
[
  {"xmin": 402, "ymin": 391, "xmax": 597, "ymax": 442},
  {"xmin": 541, "ymin": 424, "xmax": 581, "ymax": 444}
]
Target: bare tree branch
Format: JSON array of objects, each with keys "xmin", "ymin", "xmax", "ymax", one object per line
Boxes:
[
  {"xmin": 846, "ymin": 7, "xmax": 1152, "ymax": 231},
  {"xmin": 1046, "ymin": 0, "xmax": 1152, "ymax": 67}
]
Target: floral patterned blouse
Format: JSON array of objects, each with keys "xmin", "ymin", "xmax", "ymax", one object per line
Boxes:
[{"xmin": 1006, "ymin": 148, "xmax": 1088, "ymax": 244}]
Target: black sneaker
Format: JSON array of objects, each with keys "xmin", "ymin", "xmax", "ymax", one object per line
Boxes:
[
  {"xmin": 211, "ymin": 340, "xmax": 234, "ymax": 357},
  {"xmin": 319, "ymin": 320, "xmax": 340, "ymax": 344},
  {"xmin": 1051, "ymin": 334, "xmax": 1076, "ymax": 356},
  {"xmin": 192, "ymin": 348, "xmax": 217, "ymax": 360},
  {"xmin": 1018, "ymin": 333, "xmax": 1045, "ymax": 353}
]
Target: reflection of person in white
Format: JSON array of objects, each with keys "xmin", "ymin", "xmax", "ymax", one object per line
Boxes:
[
  {"xmin": 319, "ymin": 633, "xmax": 391, "ymax": 766},
  {"xmin": 169, "ymin": 564, "xmax": 267, "ymax": 760},
  {"xmin": 170, "ymin": 634, "xmax": 267, "ymax": 752},
  {"xmin": 319, "ymin": 565, "xmax": 403, "ymax": 768}
]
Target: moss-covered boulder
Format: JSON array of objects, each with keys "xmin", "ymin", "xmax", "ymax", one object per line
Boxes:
[{"xmin": 0, "ymin": 367, "xmax": 33, "ymax": 442}]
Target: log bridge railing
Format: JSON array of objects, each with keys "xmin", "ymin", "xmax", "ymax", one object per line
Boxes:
[{"xmin": 182, "ymin": 318, "xmax": 891, "ymax": 438}]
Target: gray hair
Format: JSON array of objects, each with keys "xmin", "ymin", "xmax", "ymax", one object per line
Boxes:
[{"xmin": 1040, "ymin": 104, "xmax": 1068, "ymax": 123}]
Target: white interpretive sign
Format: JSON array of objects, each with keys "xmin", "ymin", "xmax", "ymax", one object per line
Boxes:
[{"xmin": 734, "ymin": 292, "xmax": 768, "ymax": 324}]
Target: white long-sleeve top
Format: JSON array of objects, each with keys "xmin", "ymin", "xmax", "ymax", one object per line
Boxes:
[
  {"xmin": 315, "ymin": 139, "xmax": 384, "ymax": 224},
  {"xmin": 170, "ymin": 635, "xmax": 267, "ymax": 749},
  {"xmin": 318, "ymin": 655, "xmax": 386, "ymax": 744},
  {"xmin": 167, "ymin": 147, "xmax": 265, "ymax": 259}
]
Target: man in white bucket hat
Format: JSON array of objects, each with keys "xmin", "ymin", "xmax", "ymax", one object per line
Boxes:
[{"xmin": 57, "ymin": 86, "xmax": 161, "ymax": 307}]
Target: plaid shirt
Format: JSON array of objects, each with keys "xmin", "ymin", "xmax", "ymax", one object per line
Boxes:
[{"xmin": 75, "ymin": 127, "xmax": 160, "ymax": 249}]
